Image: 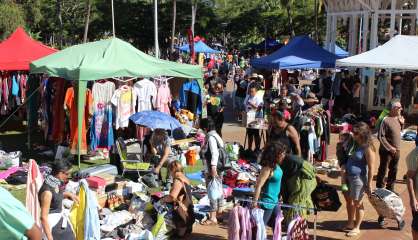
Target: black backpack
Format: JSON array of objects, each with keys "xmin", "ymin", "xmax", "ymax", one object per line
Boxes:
[{"xmin": 203, "ymin": 135, "xmax": 229, "ymax": 171}]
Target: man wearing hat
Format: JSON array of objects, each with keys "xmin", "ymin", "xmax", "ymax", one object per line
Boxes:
[{"xmin": 376, "ymin": 99, "xmax": 405, "ymax": 226}]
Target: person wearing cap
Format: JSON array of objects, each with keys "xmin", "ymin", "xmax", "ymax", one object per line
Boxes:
[{"xmin": 376, "ymin": 99, "xmax": 405, "ymax": 226}]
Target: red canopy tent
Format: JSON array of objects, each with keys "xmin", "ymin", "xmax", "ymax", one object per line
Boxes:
[{"xmin": 0, "ymin": 27, "xmax": 57, "ymax": 71}]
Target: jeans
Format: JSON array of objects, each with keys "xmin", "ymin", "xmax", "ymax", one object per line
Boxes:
[
  {"xmin": 261, "ymin": 205, "xmax": 279, "ymax": 227},
  {"xmin": 376, "ymin": 146, "xmax": 400, "ymax": 190}
]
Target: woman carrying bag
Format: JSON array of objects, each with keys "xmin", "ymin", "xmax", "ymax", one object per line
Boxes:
[{"xmin": 162, "ymin": 161, "xmax": 195, "ymax": 237}]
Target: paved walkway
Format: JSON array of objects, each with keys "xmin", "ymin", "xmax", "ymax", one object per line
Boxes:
[{"xmin": 191, "ymin": 81, "xmax": 416, "ymax": 239}]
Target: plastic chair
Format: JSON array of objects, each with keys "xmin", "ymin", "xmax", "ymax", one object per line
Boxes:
[{"xmin": 115, "ymin": 137, "xmax": 151, "ymax": 177}]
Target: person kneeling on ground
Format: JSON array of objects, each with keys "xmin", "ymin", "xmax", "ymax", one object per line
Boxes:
[
  {"xmin": 200, "ymin": 118, "xmax": 225, "ymax": 226},
  {"xmin": 253, "ymin": 142, "xmax": 284, "ymax": 228},
  {"xmin": 162, "ymin": 161, "xmax": 195, "ymax": 237}
]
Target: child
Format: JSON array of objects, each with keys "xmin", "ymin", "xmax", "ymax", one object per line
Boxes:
[{"xmin": 336, "ymin": 131, "xmax": 354, "ymax": 192}]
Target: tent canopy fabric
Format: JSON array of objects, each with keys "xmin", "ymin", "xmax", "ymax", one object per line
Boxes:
[
  {"xmin": 0, "ymin": 27, "xmax": 57, "ymax": 71},
  {"xmin": 250, "ymin": 35, "xmax": 339, "ymax": 70},
  {"xmin": 336, "ymin": 35, "xmax": 418, "ymax": 70},
  {"xmin": 333, "ymin": 44, "xmax": 349, "ymax": 58},
  {"xmin": 178, "ymin": 41, "xmax": 220, "ymax": 54},
  {"xmin": 30, "ymin": 37, "xmax": 203, "ymax": 80}
]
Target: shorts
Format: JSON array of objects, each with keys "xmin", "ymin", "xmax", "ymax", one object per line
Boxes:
[
  {"xmin": 413, "ymin": 211, "xmax": 418, "ymax": 232},
  {"xmin": 234, "ymin": 96, "xmax": 245, "ymax": 111},
  {"xmin": 209, "ymin": 198, "xmax": 225, "ymax": 212},
  {"xmin": 347, "ymin": 175, "xmax": 367, "ymax": 201}
]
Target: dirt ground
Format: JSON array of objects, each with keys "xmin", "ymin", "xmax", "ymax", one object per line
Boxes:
[{"xmin": 190, "ymin": 81, "xmax": 417, "ymax": 240}]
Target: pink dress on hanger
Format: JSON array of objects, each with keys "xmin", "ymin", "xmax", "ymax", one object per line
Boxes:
[{"xmin": 156, "ymin": 84, "xmax": 172, "ymax": 114}]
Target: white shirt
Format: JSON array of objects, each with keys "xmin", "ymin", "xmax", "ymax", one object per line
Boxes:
[
  {"xmin": 133, "ymin": 79, "xmax": 157, "ymax": 112},
  {"xmin": 243, "ymin": 94, "xmax": 263, "ymax": 112},
  {"xmin": 205, "ymin": 130, "xmax": 224, "ymax": 172}
]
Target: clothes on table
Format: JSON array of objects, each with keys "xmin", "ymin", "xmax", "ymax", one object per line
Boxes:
[
  {"xmin": 111, "ymin": 85, "xmax": 136, "ymax": 129},
  {"xmin": 64, "ymin": 86, "xmax": 93, "ymax": 155},
  {"xmin": 91, "ymin": 81, "xmax": 115, "ymax": 151}
]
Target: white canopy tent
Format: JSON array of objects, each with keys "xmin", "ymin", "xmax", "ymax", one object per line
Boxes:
[{"xmin": 336, "ymin": 35, "xmax": 418, "ymax": 69}]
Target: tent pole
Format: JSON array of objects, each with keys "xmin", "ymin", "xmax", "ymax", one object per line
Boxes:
[
  {"xmin": 77, "ymin": 81, "xmax": 87, "ymax": 169},
  {"xmin": 111, "ymin": 0, "xmax": 115, "ymax": 37}
]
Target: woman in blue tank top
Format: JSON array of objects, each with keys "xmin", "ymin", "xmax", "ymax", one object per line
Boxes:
[
  {"xmin": 253, "ymin": 142, "xmax": 284, "ymax": 227},
  {"xmin": 344, "ymin": 122, "xmax": 376, "ymax": 237}
]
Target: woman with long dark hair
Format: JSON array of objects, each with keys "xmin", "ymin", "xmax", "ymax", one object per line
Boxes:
[
  {"xmin": 344, "ymin": 122, "xmax": 376, "ymax": 237},
  {"xmin": 253, "ymin": 142, "xmax": 284, "ymax": 226},
  {"xmin": 39, "ymin": 160, "xmax": 78, "ymax": 240}
]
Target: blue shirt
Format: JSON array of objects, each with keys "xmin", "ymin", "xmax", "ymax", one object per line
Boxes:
[
  {"xmin": 259, "ymin": 166, "xmax": 283, "ymax": 209},
  {"xmin": 346, "ymin": 146, "xmax": 367, "ymax": 176}
]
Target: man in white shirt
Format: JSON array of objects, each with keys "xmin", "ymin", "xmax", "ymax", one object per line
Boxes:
[{"xmin": 244, "ymin": 84, "xmax": 263, "ymax": 152}]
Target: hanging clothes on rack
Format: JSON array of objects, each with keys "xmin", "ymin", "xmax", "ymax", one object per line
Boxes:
[
  {"xmin": 179, "ymin": 79, "xmax": 202, "ymax": 115},
  {"xmin": 155, "ymin": 80, "xmax": 172, "ymax": 114},
  {"xmin": 272, "ymin": 208, "xmax": 284, "ymax": 240},
  {"xmin": 64, "ymin": 86, "xmax": 93, "ymax": 155},
  {"xmin": 286, "ymin": 215, "xmax": 309, "ymax": 240},
  {"xmin": 91, "ymin": 80, "xmax": 115, "ymax": 151},
  {"xmin": 50, "ymin": 78, "xmax": 66, "ymax": 143},
  {"xmin": 111, "ymin": 85, "xmax": 136, "ymax": 129},
  {"xmin": 133, "ymin": 78, "xmax": 157, "ymax": 112}
]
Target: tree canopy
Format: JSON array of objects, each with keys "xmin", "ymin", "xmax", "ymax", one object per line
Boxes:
[{"xmin": 0, "ymin": 0, "xmax": 327, "ymax": 51}]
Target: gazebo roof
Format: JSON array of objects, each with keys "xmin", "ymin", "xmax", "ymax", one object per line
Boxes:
[{"xmin": 324, "ymin": 0, "xmax": 413, "ymax": 13}]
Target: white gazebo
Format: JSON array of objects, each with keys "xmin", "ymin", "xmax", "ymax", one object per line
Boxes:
[{"xmin": 324, "ymin": 0, "xmax": 418, "ymax": 112}]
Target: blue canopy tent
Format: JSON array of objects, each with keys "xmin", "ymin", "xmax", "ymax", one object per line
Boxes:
[
  {"xmin": 250, "ymin": 36, "xmax": 339, "ymax": 70},
  {"xmin": 178, "ymin": 41, "xmax": 220, "ymax": 54},
  {"xmin": 334, "ymin": 44, "xmax": 349, "ymax": 58}
]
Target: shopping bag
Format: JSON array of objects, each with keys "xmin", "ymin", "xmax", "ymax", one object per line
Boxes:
[
  {"xmin": 369, "ymin": 188, "xmax": 405, "ymax": 222},
  {"xmin": 208, "ymin": 178, "xmax": 223, "ymax": 201},
  {"xmin": 311, "ymin": 182, "xmax": 341, "ymax": 212}
]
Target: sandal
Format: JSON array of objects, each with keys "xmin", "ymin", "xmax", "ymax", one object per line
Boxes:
[
  {"xmin": 200, "ymin": 219, "xmax": 218, "ymax": 226},
  {"xmin": 346, "ymin": 229, "xmax": 360, "ymax": 237},
  {"xmin": 340, "ymin": 226, "xmax": 353, "ymax": 232}
]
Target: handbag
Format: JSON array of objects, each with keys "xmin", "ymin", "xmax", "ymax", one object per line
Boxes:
[{"xmin": 173, "ymin": 179, "xmax": 193, "ymax": 226}]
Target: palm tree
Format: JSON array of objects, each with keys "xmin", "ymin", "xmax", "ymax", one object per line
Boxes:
[
  {"xmin": 56, "ymin": 0, "xmax": 63, "ymax": 47},
  {"xmin": 170, "ymin": 0, "xmax": 176, "ymax": 53},
  {"xmin": 191, "ymin": 0, "xmax": 198, "ymax": 36},
  {"xmin": 83, "ymin": 0, "xmax": 92, "ymax": 43},
  {"xmin": 280, "ymin": 0, "xmax": 295, "ymax": 37}
]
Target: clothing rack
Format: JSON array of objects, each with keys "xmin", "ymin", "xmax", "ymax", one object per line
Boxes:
[{"xmin": 234, "ymin": 197, "xmax": 318, "ymax": 240}]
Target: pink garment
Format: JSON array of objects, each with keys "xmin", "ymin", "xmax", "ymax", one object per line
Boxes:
[
  {"xmin": 238, "ymin": 206, "xmax": 252, "ymax": 240},
  {"xmin": 228, "ymin": 206, "xmax": 240, "ymax": 240},
  {"xmin": 25, "ymin": 159, "xmax": 43, "ymax": 227},
  {"xmin": 273, "ymin": 209, "xmax": 284, "ymax": 240},
  {"xmin": 136, "ymin": 125, "xmax": 150, "ymax": 141},
  {"xmin": 0, "ymin": 166, "xmax": 19, "ymax": 180},
  {"xmin": 156, "ymin": 84, "xmax": 172, "ymax": 114}
]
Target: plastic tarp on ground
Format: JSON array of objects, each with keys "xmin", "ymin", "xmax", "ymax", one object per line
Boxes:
[
  {"xmin": 0, "ymin": 27, "xmax": 57, "ymax": 70},
  {"xmin": 251, "ymin": 35, "xmax": 339, "ymax": 70},
  {"xmin": 337, "ymin": 35, "xmax": 418, "ymax": 70},
  {"xmin": 31, "ymin": 37, "xmax": 203, "ymax": 166},
  {"xmin": 178, "ymin": 40, "xmax": 220, "ymax": 54}
]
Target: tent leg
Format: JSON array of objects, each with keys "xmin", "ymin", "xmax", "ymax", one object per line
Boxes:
[{"xmin": 77, "ymin": 81, "xmax": 87, "ymax": 169}]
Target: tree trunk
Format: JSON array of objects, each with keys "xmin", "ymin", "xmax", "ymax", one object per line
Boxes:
[
  {"xmin": 170, "ymin": 0, "xmax": 176, "ymax": 53},
  {"xmin": 83, "ymin": 0, "xmax": 92, "ymax": 43},
  {"xmin": 314, "ymin": 0, "xmax": 318, "ymax": 42},
  {"xmin": 191, "ymin": 1, "xmax": 197, "ymax": 36},
  {"xmin": 56, "ymin": 0, "xmax": 63, "ymax": 48},
  {"xmin": 286, "ymin": 4, "xmax": 295, "ymax": 37}
]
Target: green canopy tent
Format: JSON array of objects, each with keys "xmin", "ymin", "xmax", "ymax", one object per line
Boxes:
[{"xmin": 30, "ymin": 37, "xmax": 203, "ymax": 167}]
